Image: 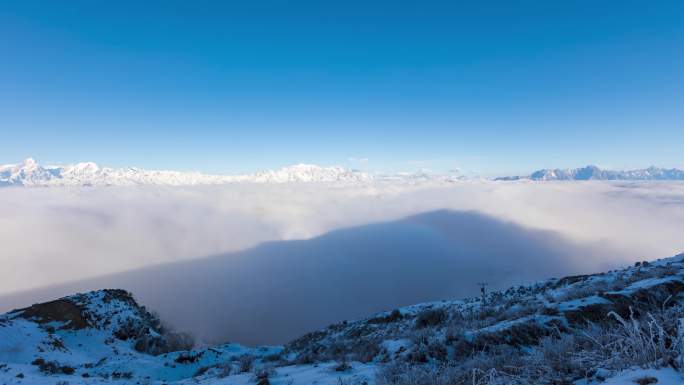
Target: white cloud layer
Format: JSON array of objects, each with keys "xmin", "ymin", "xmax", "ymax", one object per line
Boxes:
[{"xmin": 1, "ymin": 181, "xmax": 684, "ymax": 296}]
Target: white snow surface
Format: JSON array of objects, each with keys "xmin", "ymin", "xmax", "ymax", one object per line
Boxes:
[
  {"xmin": 597, "ymin": 367, "xmax": 683, "ymax": 385},
  {"xmin": 0, "ymin": 289, "xmax": 371, "ymax": 384}
]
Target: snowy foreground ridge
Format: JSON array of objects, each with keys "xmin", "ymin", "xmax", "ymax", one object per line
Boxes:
[
  {"xmin": 0, "ymin": 158, "xmax": 460, "ymax": 187},
  {"xmin": 2, "ymin": 254, "xmax": 684, "ymax": 384}
]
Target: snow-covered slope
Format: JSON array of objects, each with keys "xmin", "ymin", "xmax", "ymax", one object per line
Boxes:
[
  {"xmin": 283, "ymin": 253, "xmax": 684, "ymax": 383},
  {"xmin": 497, "ymin": 165, "xmax": 684, "ymax": 181},
  {"xmin": 0, "ymin": 289, "xmax": 369, "ymax": 385},
  {"xmin": 2, "ymin": 254, "xmax": 684, "ymax": 384},
  {"xmin": 0, "ymin": 158, "xmax": 375, "ymax": 187}
]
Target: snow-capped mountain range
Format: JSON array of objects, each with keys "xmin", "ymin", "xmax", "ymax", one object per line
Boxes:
[
  {"xmin": 0, "ymin": 158, "xmax": 466, "ymax": 187},
  {"xmin": 4, "ymin": 159, "xmax": 683, "ymax": 187},
  {"xmin": 497, "ymin": 165, "xmax": 684, "ymax": 181},
  {"xmin": 0, "ymin": 158, "xmax": 378, "ymax": 187}
]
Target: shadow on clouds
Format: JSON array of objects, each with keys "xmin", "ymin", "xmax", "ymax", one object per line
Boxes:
[{"xmin": 0, "ymin": 209, "xmax": 619, "ymax": 345}]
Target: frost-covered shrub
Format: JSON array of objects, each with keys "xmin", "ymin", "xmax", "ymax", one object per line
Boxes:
[
  {"xmin": 594, "ymin": 306, "xmax": 683, "ymax": 370},
  {"xmin": 238, "ymin": 354, "xmax": 255, "ymax": 373},
  {"xmin": 404, "ymin": 329, "xmax": 449, "ymax": 363},
  {"xmin": 216, "ymin": 362, "xmax": 232, "ymax": 378},
  {"xmin": 175, "ymin": 351, "xmax": 203, "ymax": 364},
  {"xmin": 335, "ymin": 360, "xmax": 352, "ymax": 372},
  {"xmin": 32, "ymin": 359, "xmax": 75, "ymax": 376},
  {"xmin": 294, "ymin": 351, "xmax": 316, "ymax": 365},
  {"xmin": 324, "ymin": 341, "xmax": 348, "ymax": 361},
  {"xmin": 262, "ymin": 352, "xmax": 282, "ymax": 362},
  {"xmin": 111, "ymin": 371, "xmax": 133, "ymax": 379},
  {"xmin": 368, "ymin": 309, "xmax": 403, "ymax": 324},
  {"xmin": 449, "ymin": 306, "xmax": 501, "ymax": 331},
  {"xmin": 349, "ymin": 339, "xmax": 382, "ymax": 363},
  {"xmin": 134, "ymin": 330, "xmax": 194, "ymax": 355},
  {"xmin": 377, "ymin": 304, "xmax": 684, "ymax": 385},
  {"xmin": 336, "ymin": 377, "xmax": 368, "ymax": 385},
  {"xmin": 634, "ymin": 376, "xmax": 658, "ymax": 385},
  {"xmin": 164, "ymin": 331, "xmax": 195, "ymax": 352},
  {"xmin": 445, "ymin": 325, "xmax": 465, "ymax": 344},
  {"xmin": 378, "ymin": 350, "xmax": 553, "ymax": 385},
  {"xmin": 193, "ymin": 366, "xmax": 210, "ymax": 377},
  {"xmin": 253, "ymin": 365, "xmax": 275, "ymax": 380},
  {"xmin": 500, "ymin": 302, "xmax": 537, "ymax": 320},
  {"xmin": 555, "ymin": 282, "xmax": 605, "ymax": 303},
  {"xmin": 627, "ymin": 265, "xmax": 679, "ymax": 284},
  {"xmin": 414, "ymin": 308, "xmax": 447, "ymax": 329}
]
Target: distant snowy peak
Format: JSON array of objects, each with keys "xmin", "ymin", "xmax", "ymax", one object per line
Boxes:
[
  {"xmin": 497, "ymin": 165, "xmax": 684, "ymax": 181},
  {"xmin": 0, "ymin": 158, "xmax": 375, "ymax": 187},
  {"xmin": 245, "ymin": 163, "xmax": 373, "ymax": 183}
]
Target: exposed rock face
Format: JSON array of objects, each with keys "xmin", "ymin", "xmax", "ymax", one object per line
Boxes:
[
  {"xmin": 15, "ymin": 289, "xmax": 142, "ymax": 330},
  {"xmin": 18, "ymin": 299, "xmax": 90, "ymax": 330},
  {"xmin": 9, "ymin": 289, "xmax": 190, "ymax": 355}
]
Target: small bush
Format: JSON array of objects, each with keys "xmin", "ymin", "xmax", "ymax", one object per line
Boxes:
[
  {"xmin": 334, "ymin": 361, "xmax": 352, "ymax": 372},
  {"xmin": 216, "ymin": 362, "xmax": 232, "ymax": 378},
  {"xmin": 349, "ymin": 339, "xmax": 382, "ymax": 363},
  {"xmin": 368, "ymin": 309, "xmax": 403, "ymax": 324},
  {"xmin": 262, "ymin": 352, "xmax": 281, "ymax": 362},
  {"xmin": 33, "ymin": 359, "xmax": 72, "ymax": 375},
  {"xmin": 165, "ymin": 331, "xmax": 195, "ymax": 352},
  {"xmin": 111, "ymin": 371, "xmax": 132, "ymax": 379},
  {"xmin": 61, "ymin": 365, "xmax": 75, "ymax": 375},
  {"xmin": 253, "ymin": 365, "xmax": 275, "ymax": 379},
  {"xmin": 635, "ymin": 377, "xmax": 658, "ymax": 385},
  {"xmin": 193, "ymin": 366, "xmax": 210, "ymax": 377},
  {"xmin": 414, "ymin": 309, "xmax": 447, "ymax": 329},
  {"xmin": 238, "ymin": 354, "xmax": 254, "ymax": 373},
  {"xmin": 175, "ymin": 351, "xmax": 203, "ymax": 364}
]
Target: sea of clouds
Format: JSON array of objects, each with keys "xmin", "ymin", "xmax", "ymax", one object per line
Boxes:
[{"xmin": 1, "ymin": 181, "xmax": 683, "ymax": 344}]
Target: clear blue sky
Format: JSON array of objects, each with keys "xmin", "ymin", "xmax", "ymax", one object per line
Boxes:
[{"xmin": 1, "ymin": 1, "xmax": 683, "ymax": 175}]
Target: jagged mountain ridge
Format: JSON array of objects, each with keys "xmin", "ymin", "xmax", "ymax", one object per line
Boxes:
[
  {"xmin": 497, "ymin": 165, "xmax": 684, "ymax": 181},
  {"xmin": 1, "ymin": 253, "xmax": 684, "ymax": 384},
  {"xmin": 0, "ymin": 158, "xmax": 374, "ymax": 187},
  {"xmin": 6, "ymin": 159, "xmax": 682, "ymax": 187},
  {"xmin": 0, "ymin": 158, "xmax": 463, "ymax": 187}
]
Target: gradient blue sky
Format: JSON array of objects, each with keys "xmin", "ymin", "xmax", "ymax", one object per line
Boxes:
[{"xmin": 1, "ymin": 1, "xmax": 683, "ymax": 175}]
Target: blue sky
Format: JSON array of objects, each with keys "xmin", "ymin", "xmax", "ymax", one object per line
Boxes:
[{"xmin": 1, "ymin": 1, "xmax": 683, "ymax": 175}]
